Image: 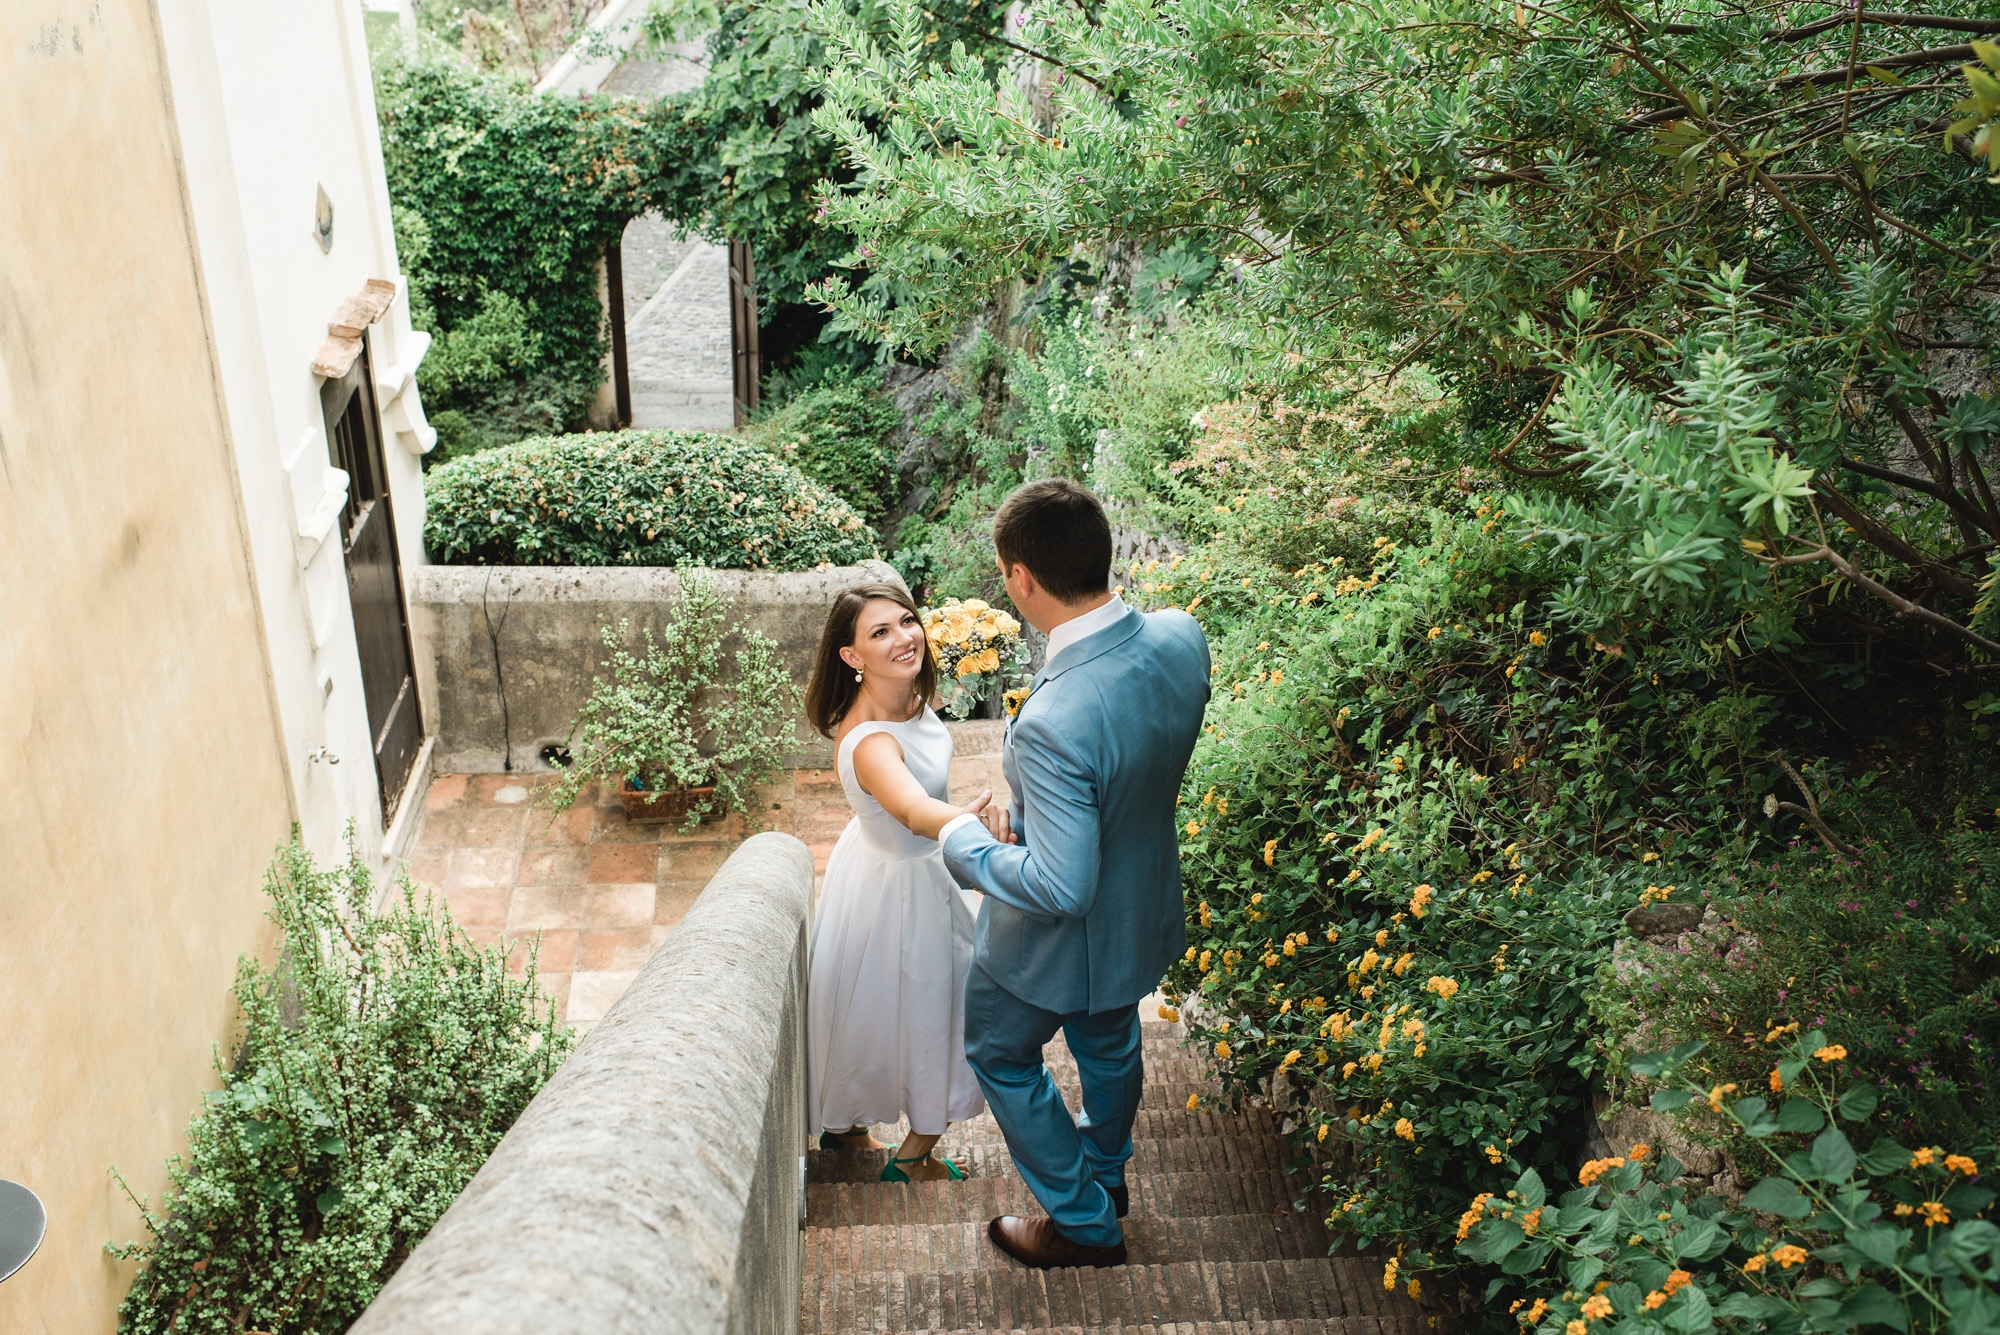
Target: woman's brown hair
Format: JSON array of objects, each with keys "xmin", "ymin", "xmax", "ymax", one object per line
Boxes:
[{"xmin": 804, "ymin": 583, "xmax": 938, "ymax": 738}]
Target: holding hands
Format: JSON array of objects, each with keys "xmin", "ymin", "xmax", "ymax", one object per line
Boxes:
[{"xmin": 961, "ymin": 790, "xmax": 1016, "ymax": 845}]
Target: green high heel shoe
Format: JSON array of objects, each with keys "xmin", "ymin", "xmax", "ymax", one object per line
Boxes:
[{"xmin": 880, "ymin": 1151, "xmax": 967, "ymax": 1183}]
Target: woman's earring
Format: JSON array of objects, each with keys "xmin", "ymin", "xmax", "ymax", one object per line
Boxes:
[{"xmin": 854, "ymin": 669, "xmax": 864, "ymax": 682}]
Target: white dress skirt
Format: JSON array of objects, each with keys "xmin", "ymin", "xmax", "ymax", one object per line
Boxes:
[{"xmin": 806, "ymin": 708, "xmax": 987, "ymax": 1137}]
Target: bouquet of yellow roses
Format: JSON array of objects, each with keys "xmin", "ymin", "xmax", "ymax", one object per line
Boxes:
[{"xmin": 920, "ymin": 597, "xmax": 1028, "ymax": 719}]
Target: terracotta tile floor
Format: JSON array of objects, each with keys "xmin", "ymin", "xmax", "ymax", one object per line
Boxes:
[{"xmin": 403, "ymin": 722, "xmax": 1010, "ymax": 1027}]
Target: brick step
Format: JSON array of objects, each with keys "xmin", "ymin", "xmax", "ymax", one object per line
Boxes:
[
  {"xmin": 849, "ymin": 1323, "xmax": 1424, "ymax": 1335},
  {"xmin": 833, "ymin": 1107, "xmax": 1282, "ymax": 1153},
  {"xmin": 806, "ymin": 1169, "xmax": 1315, "ymax": 1229},
  {"xmin": 807, "ymin": 1212, "xmax": 1337, "ymax": 1274},
  {"xmin": 1043, "ymin": 1061, "xmax": 1213, "ymax": 1088},
  {"xmin": 809, "ymin": 1132, "xmax": 1302, "ymax": 1184},
  {"xmin": 801, "ymin": 1256, "xmax": 1417, "ymax": 1334}
]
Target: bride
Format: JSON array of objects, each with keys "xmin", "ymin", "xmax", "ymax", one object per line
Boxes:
[{"xmin": 804, "ymin": 582, "xmax": 1000, "ymax": 1182}]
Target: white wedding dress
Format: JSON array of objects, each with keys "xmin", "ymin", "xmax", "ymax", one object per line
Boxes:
[{"xmin": 807, "ymin": 708, "xmax": 986, "ymax": 1137}]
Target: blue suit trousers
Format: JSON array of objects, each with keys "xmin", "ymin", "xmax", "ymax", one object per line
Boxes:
[{"xmin": 963, "ymin": 963, "xmax": 1142, "ymax": 1249}]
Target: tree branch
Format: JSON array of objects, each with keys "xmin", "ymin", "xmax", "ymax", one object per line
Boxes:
[
  {"xmin": 1838, "ymin": 452, "xmax": 1997, "ymax": 542},
  {"xmin": 1768, "ymin": 752, "xmax": 1863, "ymax": 856},
  {"xmin": 1769, "ymin": 544, "xmax": 2000, "ymax": 655},
  {"xmin": 1777, "ymin": 43, "xmax": 1980, "ymax": 90},
  {"xmin": 1812, "ymin": 479, "xmax": 1981, "ymax": 602},
  {"xmin": 1772, "ymin": 11, "xmax": 2000, "ymax": 42}
]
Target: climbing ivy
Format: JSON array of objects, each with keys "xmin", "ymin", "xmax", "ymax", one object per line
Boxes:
[{"xmin": 374, "ymin": 41, "xmax": 672, "ymax": 455}]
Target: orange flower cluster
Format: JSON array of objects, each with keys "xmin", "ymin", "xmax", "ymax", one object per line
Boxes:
[
  {"xmin": 1456, "ymin": 1192, "xmax": 1494, "ymax": 1241},
  {"xmin": 1578, "ymin": 1156, "xmax": 1627, "ymax": 1185}
]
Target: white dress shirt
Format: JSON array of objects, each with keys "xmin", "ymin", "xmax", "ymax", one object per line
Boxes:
[
  {"xmin": 1039, "ymin": 593, "xmax": 1127, "ymax": 669},
  {"xmin": 939, "ymin": 594, "xmax": 1125, "ymax": 849}
]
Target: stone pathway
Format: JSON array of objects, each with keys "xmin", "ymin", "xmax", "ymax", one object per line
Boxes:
[
  {"xmin": 803, "ymin": 1026, "xmax": 1431, "ymax": 1335},
  {"xmin": 403, "ymin": 721, "xmax": 1009, "ymax": 1025},
  {"xmin": 604, "ymin": 38, "xmax": 737, "ymax": 432}
]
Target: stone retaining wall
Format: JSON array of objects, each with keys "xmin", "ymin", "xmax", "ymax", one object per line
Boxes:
[
  {"xmin": 411, "ymin": 561, "xmax": 905, "ymax": 773},
  {"xmin": 350, "ymin": 832, "xmax": 814, "ymax": 1335}
]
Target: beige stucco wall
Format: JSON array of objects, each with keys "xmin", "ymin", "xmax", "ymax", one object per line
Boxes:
[{"xmin": 0, "ymin": 1, "xmax": 295, "ymax": 1329}]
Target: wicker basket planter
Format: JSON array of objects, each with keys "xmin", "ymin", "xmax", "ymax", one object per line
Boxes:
[{"xmin": 619, "ymin": 778, "xmax": 716, "ymax": 824}]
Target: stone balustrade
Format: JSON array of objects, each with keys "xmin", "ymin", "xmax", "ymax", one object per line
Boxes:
[{"xmin": 350, "ymin": 831, "xmax": 814, "ymax": 1335}]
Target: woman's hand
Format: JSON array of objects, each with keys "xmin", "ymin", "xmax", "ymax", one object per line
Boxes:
[{"xmin": 962, "ymin": 790, "xmax": 1016, "ymax": 844}]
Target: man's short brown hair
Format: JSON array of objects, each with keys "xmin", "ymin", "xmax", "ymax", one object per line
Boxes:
[{"xmin": 993, "ymin": 478, "xmax": 1112, "ymax": 604}]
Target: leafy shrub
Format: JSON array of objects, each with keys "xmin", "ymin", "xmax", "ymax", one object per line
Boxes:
[
  {"xmin": 749, "ymin": 375, "xmax": 901, "ymax": 518},
  {"xmin": 544, "ymin": 572, "xmax": 802, "ymax": 826},
  {"xmin": 1132, "ymin": 392, "xmax": 1859, "ymax": 1274},
  {"xmin": 1597, "ymin": 797, "xmax": 2000, "ymax": 1148},
  {"xmin": 1459, "ymin": 1031, "xmax": 1998, "ymax": 1335},
  {"xmin": 109, "ymin": 842, "xmax": 570, "ymax": 1333},
  {"xmin": 423, "ymin": 430, "xmax": 876, "ymax": 568}
]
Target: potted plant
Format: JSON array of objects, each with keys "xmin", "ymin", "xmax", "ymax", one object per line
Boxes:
[{"xmin": 543, "ymin": 571, "xmax": 800, "ymax": 828}]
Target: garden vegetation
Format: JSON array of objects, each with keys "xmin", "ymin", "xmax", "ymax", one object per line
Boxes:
[
  {"xmin": 422, "ymin": 429, "xmax": 876, "ymax": 568},
  {"xmin": 787, "ymin": 0, "xmax": 2000, "ymax": 1323},
  {"xmin": 109, "ymin": 842, "xmax": 570, "ymax": 1334}
]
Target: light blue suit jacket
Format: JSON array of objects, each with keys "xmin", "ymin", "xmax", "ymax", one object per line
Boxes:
[{"xmin": 942, "ymin": 603, "xmax": 1210, "ymax": 1015}]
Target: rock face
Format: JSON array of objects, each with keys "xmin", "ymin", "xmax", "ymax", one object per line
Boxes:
[
  {"xmin": 1600, "ymin": 900, "xmax": 1756, "ymax": 1205},
  {"xmin": 1599, "ymin": 1105, "xmax": 1744, "ymax": 1204},
  {"xmin": 1623, "ymin": 902, "xmax": 1704, "ymax": 938},
  {"xmin": 803, "ymin": 1024, "xmax": 1432, "ymax": 1335}
]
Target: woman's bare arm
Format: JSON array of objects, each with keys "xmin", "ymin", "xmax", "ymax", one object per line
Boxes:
[{"xmin": 850, "ymin": 731, "xmax": 995, "ymax": 841}]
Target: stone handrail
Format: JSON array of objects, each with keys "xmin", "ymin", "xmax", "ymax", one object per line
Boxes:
[{"xmin": 351, "ymin": 832, "xmax": 814, "ymax": 1335}]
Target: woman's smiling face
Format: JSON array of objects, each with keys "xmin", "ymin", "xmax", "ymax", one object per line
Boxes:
[{"xmin": 841, "ymin": 597, "xmax": 928, "ymax": 683}]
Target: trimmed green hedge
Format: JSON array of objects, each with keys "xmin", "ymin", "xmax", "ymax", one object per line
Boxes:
[{"xmin": 422, "ymin": 430, "xmax": 877, "ymax": 569}]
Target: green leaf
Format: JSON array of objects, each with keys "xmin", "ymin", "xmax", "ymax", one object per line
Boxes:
[
  {"xmin": 1569, "ymin": 1255, "xmax": 1606, "ymax": 1291},
  {"xmin": 1741, "ymin": 1178, "xmax": 1813, "ymax": 1218},
  {"xmin": 1943, "ymin": 1184, "xmax": 1998, "ymax": 1216},
  {"xmin": 317, "ymin": 1135, "xmax": 347, "ymax": 1157},
  {"xmin": 315, "ymin": 1187, "xmax": 346, "ymax": 1215},
  {"xmin": 1653, "ymin": 1088, "xmax": 1697, "ymax": 1113},
  {"xmin": 1949, "ymin": 1220, "xmax": 2000, "ymax": 1266},
  {"xmin": 1716, "ymin": 1292, "xmax": 1789, "ymax": 1320},
  {"xmin": 1666, "ymin": 1280, "xmax": 1717, "ymax": 1335},
  {"xmin": 1812, "ymin": 1128, "xmax": 1858, "ymax": 1185},
  {"xmin": 1844, "ymin": 1225, "xmax": 1908, "ymax": 1267},
  {"xmin": 1944, "ymin": 1282, "xmax": 2000, "ymax": 1335},
  {"xmin": 1776, "ymin": 1099, "xmax": 1825, "ymax": 1134},
  {"xmin": 1838, "ymin": 1085, "xmax": 1880, "ymax": 1124},
  {"xmin": 1859, "ymin": 1139, "xmax": 1912, "ymax": 1176},
  {"xmin": 1674, "ymin": 1217, "xmax": 1730, "ymax": 1263},
  {"xmin": 1518, "ymin": 1166, "xmax": 1548, "ymax": 1210}
]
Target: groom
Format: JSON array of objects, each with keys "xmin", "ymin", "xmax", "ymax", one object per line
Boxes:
[{"xmin": 939, "ymin": 479, "xmax": 1210, "ymax": 1269}]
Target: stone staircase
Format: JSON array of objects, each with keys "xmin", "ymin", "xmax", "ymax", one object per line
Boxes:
[{"xmin": 802, "ymin": 1019, "xmax": 1429, "ymax": 1335}]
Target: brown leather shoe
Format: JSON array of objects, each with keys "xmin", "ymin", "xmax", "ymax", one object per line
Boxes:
[
  {"xmin": 987, "ymin": 1215, "xmax": 1127, "ymax": 1269},
  {"xmin": 1106, "ymin": 1184, "xmax": 1129, "ymax": 1218}
]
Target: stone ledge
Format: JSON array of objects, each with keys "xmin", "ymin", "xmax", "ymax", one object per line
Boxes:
[
  {"xmin": 412, "ymin": 561, "xmax": 906, "ymax": 774},
  {"xmin": 351, "ymin": 830, "xmax": 814, "ymax": 1335}
]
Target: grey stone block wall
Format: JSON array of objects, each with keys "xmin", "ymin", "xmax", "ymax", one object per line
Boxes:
[
  {"xmin": 411, "ymin": 561, "xmax": 907, "ymax": 773},
  {"xmin": 350, "ymin": 832, "xmax": 815, "ymax": 1335}
]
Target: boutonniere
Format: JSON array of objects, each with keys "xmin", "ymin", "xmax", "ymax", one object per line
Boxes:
[{"xmin": 1004, "ymin": 685, "xmax": 1032, "ymax": 717}]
